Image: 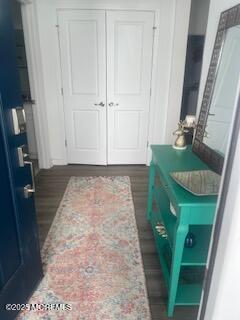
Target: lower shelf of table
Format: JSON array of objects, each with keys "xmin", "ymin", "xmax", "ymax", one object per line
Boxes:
[
  {"xmin": 175, "ymin": 284, "xmax": 202, "ymax": 305},
  {"xmin": 152, "ymin": 220, "xmax": 205, "ymax": 306},
  {"xmin": 152, "ymin": 184, "xmax": 212, "ymax": 266}
]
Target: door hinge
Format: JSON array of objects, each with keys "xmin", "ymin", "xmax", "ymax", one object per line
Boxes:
[
  {"xmin": 153, "ymin": 26, "xmax": 157, "ymax": 30},
  {"xmin": 65, "ymin": 139, "xmax": 67, "ymax": 147},
  {"xmin": 61, "ymin": 88, "xmax": 64, "ymax": 95},
  {"xmin": 55, "ymin": 24, "xmax": 59, "ymax": 28},
  {"xmin": 150, "ymin": 88, "xmax": 152, "ymax": 96},
  {"xmin": 147, "ymin": 141, "xmax": 149, "ymax": 147}
]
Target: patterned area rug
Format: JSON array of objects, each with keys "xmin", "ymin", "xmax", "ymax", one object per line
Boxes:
[{"xmin": 19, "ymin": 176, "xmax": 151, "ymax": 320}]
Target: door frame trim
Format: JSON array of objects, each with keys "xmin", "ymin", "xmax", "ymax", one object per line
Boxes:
[{"xmin": 20, "ymin": 2, "xmax": 52, "ymax": 169}]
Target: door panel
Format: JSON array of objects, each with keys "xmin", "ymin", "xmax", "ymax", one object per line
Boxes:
[
  {"xmin": 107, "ymin": 11, "xmax": 154, "ymax": 164},
  {"xmin": 114, "ymin": 111, "xmax": 142, "ymax": 149},
  {"xmin": 0, "ymin": 133, "xmax": 21, "ymax": 287},
  {"xmin": 115, "ymin": 24, "xmax": 143, "ymax": 95},
  {"xmin": 73, "ymin": 110, "xmax": 100, "ymax": 149},
  {"xmin": 0, "ymin": 0, "xmax": 42, "ymax": 318},
  {"xmin": 58, "ymin": 10, "xmax": 107, "ymax": 164}
]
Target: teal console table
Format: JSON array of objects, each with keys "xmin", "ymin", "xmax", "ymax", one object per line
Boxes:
[{"xmin": 147, "ymin": 145, "xmax": 217, "ymax": 316}]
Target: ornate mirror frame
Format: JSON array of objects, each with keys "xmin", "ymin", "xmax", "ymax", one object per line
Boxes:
[{"xmin": 193, "ymin": 4, "xmax": 240, "ymax": 174}]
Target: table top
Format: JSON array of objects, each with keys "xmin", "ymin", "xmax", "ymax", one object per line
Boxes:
[{"xmin": 151, "ymin": 145, "xmax": 218, "ymax": 207}]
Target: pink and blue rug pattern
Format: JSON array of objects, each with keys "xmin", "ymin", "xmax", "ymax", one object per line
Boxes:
[{"xmin": 19, "ymin": 176, "xmax": 151, "ymax": 319}]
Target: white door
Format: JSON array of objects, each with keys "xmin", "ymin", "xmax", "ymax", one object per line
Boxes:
[
  {"xmin": 107, "ymin": 11, "xmax": 154, "ymax": 164},
  {"xmin": 58, "ymin": 10, "xmax": 107, "ymax": 164}
]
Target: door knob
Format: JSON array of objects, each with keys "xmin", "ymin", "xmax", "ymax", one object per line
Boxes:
[
  {"xmin": 94, "ymin": 102, "xmax": 105, "ymax": 107},
  {"xmin": 108, "ymin": 102, "xmax": 119, "ymax": 107}
]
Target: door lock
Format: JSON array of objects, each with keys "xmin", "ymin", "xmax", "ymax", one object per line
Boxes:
[{"xmin": 11, "ymin": 107, "xmax": 26, "ymax": 134}]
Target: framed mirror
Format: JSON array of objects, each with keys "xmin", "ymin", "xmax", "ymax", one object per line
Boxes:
[{"xmin": 193, "ymin": 4, "xmax": 240, "ymax": 174}]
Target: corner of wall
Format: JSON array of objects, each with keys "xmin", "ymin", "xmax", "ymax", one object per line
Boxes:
[{"xmin": 164, "ymin": 0, "xmax": 191, "ymax": 144}]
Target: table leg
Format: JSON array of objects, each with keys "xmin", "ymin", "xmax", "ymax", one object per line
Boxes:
[
  {"xmin": 147, "ymin": 160, "xmax": 155, "ymax": 221},
  {"xmin": 167, "ymin": 224, "xmax": 188, "ymax": 317}
]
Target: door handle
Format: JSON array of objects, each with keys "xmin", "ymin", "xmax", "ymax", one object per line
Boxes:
[
  {"xmin": 17, "ymin": 145, "xmax": 29, "ymax": 167},
  {"xmin": 23, "ymin": 161, "xmax": 35, "ymax": 198},
  {"xmin": 17, "ymin": 145, "xmax": 35, "ymax": 198},
  {"xmin": 108, "ymin": 102, "xmax": 119, "ymax": 107},
  {"xmin": 94, "ymin": 102, "xmax": 105, "ymax": 107}
]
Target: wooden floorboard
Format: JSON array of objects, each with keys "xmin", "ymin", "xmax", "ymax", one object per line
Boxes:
[{"xmin": 35, "ymin": 165, "xmax": 198, "ymax": 320}]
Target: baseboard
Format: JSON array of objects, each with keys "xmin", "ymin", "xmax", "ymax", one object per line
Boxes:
[{"xmin": 52, "ymin": 159, "xmax": 68, "ymax": 165}]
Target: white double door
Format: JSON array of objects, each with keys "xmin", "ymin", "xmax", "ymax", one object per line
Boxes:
[{"xmin": 58, "ymin": 10, "xmax": 154, "ymax": 164}]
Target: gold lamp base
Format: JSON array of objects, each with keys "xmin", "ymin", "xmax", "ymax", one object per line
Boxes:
[
  {"xmin": 172, "ymin": 116, "xmax": 196, "ymax": 151},
  {"xmin": 172, "ymin": 144, "xmax": 187, "ymax": 150}
]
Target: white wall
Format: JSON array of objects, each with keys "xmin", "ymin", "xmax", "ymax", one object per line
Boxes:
[
  {"xmin": 30, "ymin": 0, "xmax": 190, "ymax": 165},
  {"xmin": 21, "ymin": 2, "xmax": 52, "ymax": 169},
  {"xmin": 164, "ymin": 0, "xmax": 191, "ymax": 144},
  {"xmin": 188, "ymin": 0, "xmax": 210, "ymax": 35}
]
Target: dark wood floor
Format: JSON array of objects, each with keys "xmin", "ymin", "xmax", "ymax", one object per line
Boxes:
[{"xmin": 35, "ymin": 165, "xmax": 199, "ymax": 320}]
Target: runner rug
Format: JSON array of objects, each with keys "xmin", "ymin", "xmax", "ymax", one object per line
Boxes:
[{"xmin": 19, "ymin": 176, "xmax": 151, "ymax": 320}]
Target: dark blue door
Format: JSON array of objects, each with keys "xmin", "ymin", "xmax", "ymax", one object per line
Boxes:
[{"xmin": 0, "ymin": 0, "xmax": 43, "ymax": 319}]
